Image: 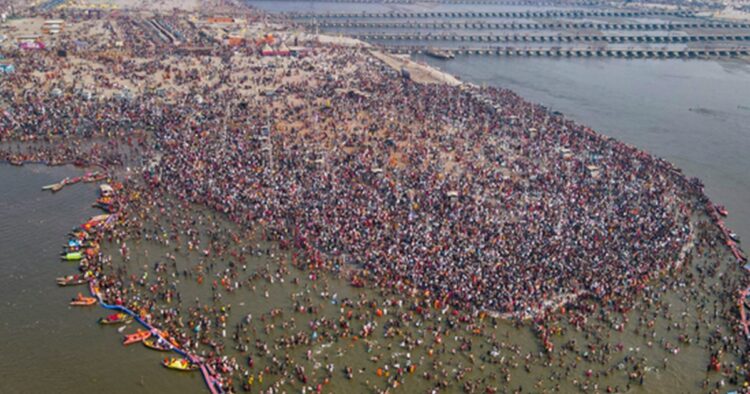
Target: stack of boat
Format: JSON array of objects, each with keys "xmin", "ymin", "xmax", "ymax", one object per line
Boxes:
[
  {"xmin": 42, "ymin": 171, "xmax": 107, "ymax": 193},
  {"xmin": 52, "ymin": 181, "xmax": 205, "ymax": 380}
]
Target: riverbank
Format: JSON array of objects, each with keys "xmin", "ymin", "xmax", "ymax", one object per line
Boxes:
[{"xmin": 369, "ymin": 49, "xmax": 462, "ymax": 85}]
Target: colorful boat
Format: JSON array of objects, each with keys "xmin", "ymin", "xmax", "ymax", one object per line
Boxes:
[
  {"xmin": 162, "ymin": 357, "xmax": 198, "ymax": 371},
  {"xmin": 83, "ymin": 171, "xmax": 106, "ymax": 183},
  {"xmin": 56, "ymin": 275, "xmax": 89, "ymax": 286},
  {"xmin": 123, "ymin": 329, "xmax": 151, "ymax": 345},
  {"xmin": 62, "ymin": 252, "xmax": 83, "ymax": 261},
  {"xmin": 99, "ymin": 313, "xmax": 132, "ymax": 325},
  {"xmin": 70, "ymin": 293, "xmax": 97, "ymax": 306},
  {"xmin": 62, "ymin": 245, "xmax": 81, "ymax": 253},
  {"xmin": 69, "ymin": 230, "xmax": 89, "ymax": 240},
  {"xmin": 143, "ymin": 337, "xmax": 172, "ymax": 351},
  {"xmin": 50, "ymin": 183, "xmax": 65, "ymax": 193},
  {"xmin": 89, "ymin": 214, "xmax": 111, "ymax": 223}
]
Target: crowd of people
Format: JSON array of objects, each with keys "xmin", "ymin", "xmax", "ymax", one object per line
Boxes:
[
  {"xmin": 0, "ymin": 11, "xmax": 710, "ymax": 317},
  {"xmin": 138, "ymin": 46, "xmax": 699, "ymax": 319},
  {"xmin": 1, "ymin": 6, "xmax": 749, "ymax": 393}
]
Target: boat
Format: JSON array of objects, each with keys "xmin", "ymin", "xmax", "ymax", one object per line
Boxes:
[
  {"xmin": 83, "ymin": 171, "xmax": 106, "ymax": 183},
  {"xmin": 62, "ymin": 245, "xmax": 81, "ymax": 253},
  {"xmin": 426, "ymin": 48, "xmax": 455, "ymax": 60},
  {"xmin": 69, "ymin": 230, "xmax": 89, "ymax": 241},
  {"xmin": 99, "ymin": 184, "xmax": 114, "ymax": 197},
  {"xmin": 56, "ymin": 275, "xmax": 89, "ymax": 286},
  {"xmin": 123, "ymin": 329, "xmax": 151, "ymax": 345},
  {"xmin": 62, "ymin": 252, "xmax": 83, "ymax": 261},
  {"xmin": 70, "ymin": 293, "xmax": 97, "ymax": 306},
  {"xmin": 99, "ymin": 313, "xmax": 132, "ymax": 325},
  {"xmin": 50, "ymin": 182, "xmax": 65, "ymax": 192},
  {"xmin": 67, "ymin": 239, "xmax": 87, "ymax": 248},
  {"xmin": 94, "ymin": 197, "xmax": 116, "ymax": 212},
  {"xmin": 90, "ymin": 214, "xmax": 111, "ymax": 223},
  {"xmin": 9, "ymin": 158, "xmax": 23, "ymax": 166},
  {"xmin": 143, "ymin": 337, "xmax": 172, "ymax": 351},
  {"xmin": 162, "ymin": 357, "xmax": 198, "ymax": 372},
  {"xmin": 730, "ymin": 232, "xmax": 741, "ymax": 243},
  {"xmin": 94, "ymin": 202, "xmax": 116, "ymax": 213},
  {"xmin": 716, "ymin": 205, "xmax": 729, "ymax": 217}
]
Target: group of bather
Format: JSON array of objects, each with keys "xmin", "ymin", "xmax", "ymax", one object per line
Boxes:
[
  {"xmin": 0, "ymin": 4, "xmax": 712, "ymax": 335},
  {"xmin": 1, "ymin": 6, "xmax": 749, "ymax": 393}
]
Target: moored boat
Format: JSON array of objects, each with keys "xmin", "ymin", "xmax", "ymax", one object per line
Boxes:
[
  {"xmin": 426, "ymin": 48, "xmax": 455, "ymax": 60},
  {"xmin": 99, "ymin": 313, "xmax": 132, "ymax": 325},
  {"xmin": 123, "ymin": 329, "xmax": 151, "ymax": 345},
  {"xmin": 56, "ymin": 275, "xmax": 89, "ymax": 286},
  {"xmin": 83, "ymin": 171, "xmax": 106, "ymax": 183},
  {"xmin": 143, "ymin": 337, "xmax": 172, "ymax": 351},
  {"xmin": 61, "ymin": 252, "xmax": 83, "ymax": 261},
  {"xmin": 70, "ymin": 293, "xmax": 97, "ymax": 306},
  {"xmin": 162, "ymin": 357, "xmax": 198, "ymax": 371}
]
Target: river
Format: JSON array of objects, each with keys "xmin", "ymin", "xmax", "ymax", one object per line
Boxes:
[
  {"xmin": 1, "ymin": 2, "xmax": 748, "ymax": 392},
  {"xmin": 0, "ymin": 164, "xmax": 203, "ymax": 393}
]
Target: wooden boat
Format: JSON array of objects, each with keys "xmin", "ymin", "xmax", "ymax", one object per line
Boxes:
[
  {"xmin": 162, "ymin": 357, "xmax": 198, "ymax": 371},
  {"xmin": 70, "ymin": 294, "xmax": 97, "ymax": 306},
  {"xmin": 143, "ymin": 337, "xmax": 172, "ymax": 351},
  {"xmin": 123, "ymin": 329, "xmax": 151, "ymax": 345},
  {"xmin": 56, "ymin": 275, "xmax": 89, "ymax": 286},
  {"xmin": 99, "ymin": 313, "xmax": 132, "ymax": 325},
  {"xmin": 426, "ymin": 48, "xmax": 455, "ymax": 60},
  {"xmin": 83, "ymin": 171, "xmax": 106, "ymax": 183}
]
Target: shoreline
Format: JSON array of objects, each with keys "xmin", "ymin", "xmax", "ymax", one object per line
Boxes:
[{"xmin": 1, "ymin": 2, "xmax": 750, "ymax": 393}]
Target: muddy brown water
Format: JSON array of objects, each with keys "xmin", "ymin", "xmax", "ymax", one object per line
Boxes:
[{"xmin": 0, "ymin": 162, "xmax": 745, "ymax": 393}]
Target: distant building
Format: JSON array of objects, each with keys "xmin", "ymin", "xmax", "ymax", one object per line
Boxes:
[
  {"xmin": 206, "ymin": 17, "xmax": 234, "ymax": 24},
  {"xmin": 227, "ymin": 36, "xmax": 244, "ymax": 47},
  {"xmin": 42, "ymin": 19, "xmax": 65, "ymax": 35},
  {"xmin": 16, "ymin": 34, "xmax": 41, "ymax": 44}
]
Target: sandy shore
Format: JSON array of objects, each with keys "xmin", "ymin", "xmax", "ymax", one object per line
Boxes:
[{"xmin": 369, "ymin": 49, "xmax": 462, "ymax": 86}]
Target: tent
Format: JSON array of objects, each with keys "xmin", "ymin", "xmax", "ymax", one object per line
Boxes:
[
  {"xmin": 277, "ymin": 43, "xmax": 290, "ymax": 56},
  {"xmin": 260, "ymin": 44, "xmax": 274, "ymax": 56}
]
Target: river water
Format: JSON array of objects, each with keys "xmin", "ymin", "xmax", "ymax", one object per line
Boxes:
[
  {"xmin": 1, "ymin": 2, "xmax": 749, "ymax": 393},
  {"xmin": 0, "ymin": 164, "xmax": 203, "ymax": 393},
  {"xmin": 2, "ymin": 161, "xmax": 736, "ymax": 394}
]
